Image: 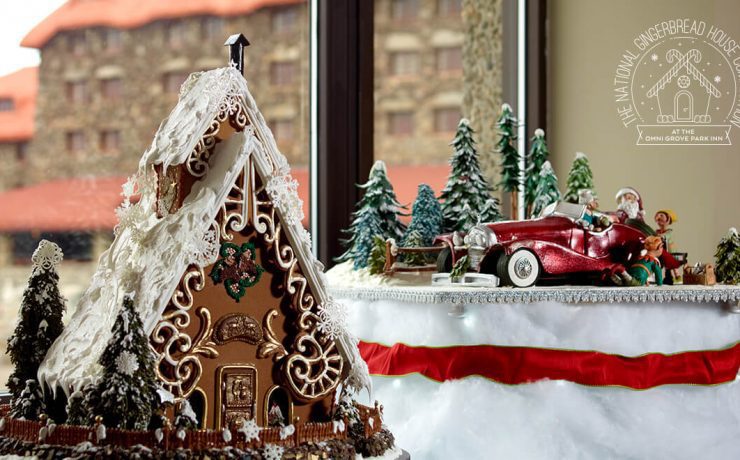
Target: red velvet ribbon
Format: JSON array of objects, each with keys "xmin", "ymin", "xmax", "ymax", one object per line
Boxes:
[{"xmin": 358, "ymin": 341, "xmax": 740, "ymax": 389}]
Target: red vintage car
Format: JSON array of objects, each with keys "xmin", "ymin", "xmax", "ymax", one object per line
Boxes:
[{"xmin": 434, "ymin": 202, "xmax": 648, "ymax": 287}]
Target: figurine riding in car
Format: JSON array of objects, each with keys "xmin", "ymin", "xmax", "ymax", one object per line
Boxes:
[{"xmin": 434, "ymin": 201, "xmax": 647, "ymax": 287}]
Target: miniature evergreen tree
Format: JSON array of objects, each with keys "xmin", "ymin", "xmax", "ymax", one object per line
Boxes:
[
  {"xmin": 563, "ymin": 152, "xmax": 596, "ymax": 203},
  {"xmin": 715, "ymin": 228, "xmax": 740, "ymax": 284},
  {"xmin": 367, "ymin": 236, "xmax": 388, "ymax": 275},
  {"xmin": 402, "ymin": 230, "xmax": 429, "ymax": 266},
  {"xmin": 525, "ymin": 129, "xmax": 550, "ymax": 217},
  {"xmin": 65, "ymin": 388, "xmax": 88, "ymax": 426},
  {"xmin": 479, "ymin": 198, "xmax": 504, "ymax": 223},
  {"xmin": 11, "ymin": 379, "xmax": 45, "ymax": 420},
  {"xmin": 401, "ymin": 184, "xmax": 443, "ymax": 247},
  {"xmin": 338, "ymin": 161, "xmax": 406, "ymax": 269},
  {"xmin": 91, "ymin": 296, "xmax": 160, "ymax": 430},
  {"xmin": 495, "ymin": 103, "xmax": 521, "ymax": 219},
  {"xmin": 6, "ymin": 240, "xmax": 66, "ymax": 419},
  {"xmin": 440, "ymin": 119, "xmax": 496, "ymax": 232},
  {"xmin": 532, "ymin": 161, "xmax": 561, "ymax": 217},
  {"xmin": 457, "ymin": 203, "xmax": 479, "ymax": 233}
]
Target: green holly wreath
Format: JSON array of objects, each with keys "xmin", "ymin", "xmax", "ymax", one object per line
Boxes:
[{"xmin": 209, "ymin": 242, "xmax": 264, "ymax": 302}]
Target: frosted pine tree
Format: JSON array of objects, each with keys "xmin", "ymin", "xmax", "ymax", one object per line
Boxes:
[
  {"xmin": 532, "ymin": 161, "xmax": 561, "ymax": 217},
  {"xmin": 338, "ymin": 161, "xmax": 406, "ymax": 269},
  {"xmin": 480, "ymin": 198, "xmax": 504, "ymax": 223},
  {"xmin": 457, "ymin": 203, "xmax": 479, "ymax": 233},
  {"xmin": 401, "ymin": 184, "xmax": 443, "ymax": 247},
  {"xmin": 11, "ymin": 380, "xmax": 44, "ymax": 420},
  {"xmin": 715, "ymin": 228, "xmax": 740, "ymax": 284},
  {"xmin": 525, "ymin": 129, "xmax": 550, "ymax": 217},
  {"xmin": 564, "ymin": 152, "xmax": 596, "ymax": 203},
  {"xmin": 495, "ymin": 103, "xmax": 521, "ymax": 219},
  {"xmin": 6, "ymin": 240, "xmax": 65, "ymax": 420},
  {"xmin": 402, "ymin": 230, "xmax": 429, "ymax": 266},
  {"xmin": 91, "ymin": 296, "xmax": 160, "ymax": 430},
  {"xmin": 440, "ymin": 119, "xmax": 496, "ymax": 232}
]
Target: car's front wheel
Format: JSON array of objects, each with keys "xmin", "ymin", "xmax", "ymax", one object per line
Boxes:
[
  {"xmin": 498, "ymin": 249, "xmax": 540, "ymax": 288},
  {"xmin": 436, "ymin": 246, "xmax": 453, "ymax": 273}
]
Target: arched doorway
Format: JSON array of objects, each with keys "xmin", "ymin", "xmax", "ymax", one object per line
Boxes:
[
  {"xmin": 187, "ymin": 387, "xmax": 207, "ymax": 429},
  {"xmin": 674, "ymin": 90, "xmax": 693, "ymax": 122}
]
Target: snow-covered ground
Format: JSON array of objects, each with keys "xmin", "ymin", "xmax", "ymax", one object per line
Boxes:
[
  {"xmin": 342, "ymin": 294, "xmax": 740, "ymax": 459},
  {"xmin": 364, "ymin": 374, "xmax": 740, "ymax": 460}
]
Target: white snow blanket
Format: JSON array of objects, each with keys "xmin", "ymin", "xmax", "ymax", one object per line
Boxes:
[{"xmin": 342, "ymin": 295, "xmax": 740, "ymax": 459}]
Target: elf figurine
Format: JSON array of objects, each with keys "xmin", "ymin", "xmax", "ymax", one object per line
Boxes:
[
  {"xmin": 654, "ymin": 209, "xmax": 685, "ymax": 284},
  {"xmin": 611, "ymin": 236, "xmax": 664, "ymax": 286},
  {"xmin": 654, "ymin": 209, "xmax": 677, "ymax": 252}
]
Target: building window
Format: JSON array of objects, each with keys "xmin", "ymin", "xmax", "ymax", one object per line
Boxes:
[
  {"xmin": 103, "ymin": 29, "xmax": 122, "ymax": 52},
  {"xmin": 165, "ymin": 21, "xmax": 185, "ymax": 48},
  {"xmin": 434, "ymin": 108, "xmax": 461, "ymax": 132},
  {"xmin": 100, "ymin": 130, "xmax": 121, "ymax": 154},
  {"xmin": 389, "ymin": 52, "xmax": 420, "ymax": 76},
  {"xmin": 12, "ymin": 232, "xmax": 92, "ymax": 264},
  {"xmin": 272, "ymin": 6, "xmax": 299, "ymax": 33},
  {"xmin": 163, "ymin": 72, "xmax": 188, "ymax": 93},
  {"xmin": 16, "ymin": 143, "xmax": 27, "ymax": 163},
  {"xmin": 437, "ymin": 0, "xmax": 462, "ymax": 16},
  {"xmin": 270, "ymin": 62, "xmax": 297, "ymax": 86},
  {"xmin": 66, "ymin": 131, "xmax": 86, "ymax": 154},
  {"xmin": 436, "ymin": 46, "xmax": 462, "ymax": 72},
  {"xmin": 66, "ymin": 81, "xmax": 88, "ymax": 104},
  {"xmin": 388, "ymin": 112, "xmax": 414, "ymax": 136},
  {"xmin": 201, "ymin": 16, "xmax": 223, "ymax": 40},
  {"xmin": 391, "ymin": 0, "xmax": 419, "ymax": 21},
  {"xmin": 0, "ymin": 98, "xmax": 13, "ymax": 111},
  {"xmin": 67, "ymin": 32, "xmax": 87, "ymax": 55},
  {"xmin": 270, "ymin": 119, "xmax": 295, "ymax": 144},
  {"xmin": 101, "ymin": 78, "xmax": 123, "ymax": 100}
]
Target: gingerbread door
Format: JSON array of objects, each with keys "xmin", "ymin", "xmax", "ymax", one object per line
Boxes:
[{"xmin": 215, "ymin": 365, "xmax": 257, "ymax": 429}]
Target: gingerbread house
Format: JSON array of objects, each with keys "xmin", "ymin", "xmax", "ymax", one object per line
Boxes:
[{"xmin": 37, "ymin": 45, "xmax": 369, "ymax": 431}]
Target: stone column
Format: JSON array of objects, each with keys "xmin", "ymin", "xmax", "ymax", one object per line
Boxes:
[{"xmin": 462, "ymin": 0, "xmax": 504, "ymax": 191}]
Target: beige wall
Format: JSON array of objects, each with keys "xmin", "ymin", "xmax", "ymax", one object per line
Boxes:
[{"xmin": 549, "ymin": 0, "xmax": 740, "ymax": 264}]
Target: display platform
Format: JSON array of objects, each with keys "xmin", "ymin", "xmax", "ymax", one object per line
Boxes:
[{"xmin": 335, "ymin": 284, "xmax": 740, "ymax": 459}]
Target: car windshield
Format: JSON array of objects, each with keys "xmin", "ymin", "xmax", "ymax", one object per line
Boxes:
[{"xmin": 540, "ymin": 201, "xmax": 586, "ymax": 221}]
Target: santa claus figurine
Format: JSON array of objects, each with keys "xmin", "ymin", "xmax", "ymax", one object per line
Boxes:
[{"xmin": 614, "ymin": 187, "xmax": 645, "ymax": 223}]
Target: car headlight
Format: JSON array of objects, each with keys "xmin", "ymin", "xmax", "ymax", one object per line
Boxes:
[{"xmin": 463, "ymin": 225, "xmax": 497, "ymax": 249}]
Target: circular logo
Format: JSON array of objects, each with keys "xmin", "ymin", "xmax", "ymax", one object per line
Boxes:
[{"xmin": 614, "ymin": 20, "xmax": 740, "ymax": 145}]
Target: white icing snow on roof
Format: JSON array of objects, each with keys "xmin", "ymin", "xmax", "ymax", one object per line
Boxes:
[{"xmin": 38, "ymin": 67, "xmax": 367, "ymax": 396}]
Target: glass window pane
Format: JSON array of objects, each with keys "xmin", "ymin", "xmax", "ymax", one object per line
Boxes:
[
  {"xmin": 374, "ymin": 0, "xmax": 503, "ymax": 221},
  {"xmin": 0, "ymin": 1, "xmax": 311, "ymax": 391}
]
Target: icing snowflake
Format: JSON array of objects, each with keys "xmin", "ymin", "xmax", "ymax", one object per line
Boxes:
[
  {"xmin": 237, "ymin": 418, "xmax": 261, "ymax": 442},
  {"xmin": 316, "ymin": 299, "xmax": 348, "ymax": 341},
  {"xmin": 115, "ymin": 351, "xmax": 139, "ymax": 376},
  {"xmin": 179, "ymin": 72, "xmax": 204, "ymax": 99},
  {"xmin": 187, "ymin": 228, "xmax": 220, "ymax": 268},
  {"xmin": 115, "ymin": 202, "xmax": 147, "ymax": 241},
  {"xmin": 203, "ymin": 69, "xmax": 243, "ymax": 117},
  {"xmin": 265, "ymin": 175, "xmax": 304, "ymax": 227},
  {"xmin": 31, "ymin": 240, "xmax": 63, "ymax": 275},
  {"xmin": 262, "ymin": 444, "xmax": 285, "ymax": 460}
]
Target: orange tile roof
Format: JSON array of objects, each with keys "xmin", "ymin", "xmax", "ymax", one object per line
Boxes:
[
  {"xmin": 0, "ymin": 67, "xmax": 37, "ymax": 143},
  {"xmin": 0, "ymin": 164, "xmax": 450, "ymax": 232},
  {"xmin": 0, "ymin": 176, "xmax": 127, "ymax": 232},
  {"xmin": 22, "ymin": 0, "xmax": 305, "ymax": 49}
]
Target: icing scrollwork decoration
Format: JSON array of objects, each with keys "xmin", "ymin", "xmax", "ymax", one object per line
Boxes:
[
  {"xmin": 220, "ymin": 164, "xmax": 249, "ymax": 241},
  {"xmin": 284, "ymin": 328, "xmax": 344, "ymax": 403},
  {"xmin": 251, "ymin": 179, "xmax": 343, "ymax": 401},
  {"xmin": 186, "ymin": 91, "xmax": 249, "ymax": 178},
  {"xmin": 213, "ymin": 313, "xmax": 262, "ymax": 345},
  {"xmin": 152, "ymin": 265, "xmax": 219, "ymax": 400},
  {"xmin": 257, "ymin": 309, "xmax": 287, "ymax": 361}
]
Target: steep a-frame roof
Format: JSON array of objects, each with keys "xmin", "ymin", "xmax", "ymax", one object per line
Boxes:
[
  {"xmin": 647, "ymin": 48, "xmax": 721, "ymax": 99},
  {"xmin": 38, "ymin": 67, "xmax": 369, "ymax": 399}
]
